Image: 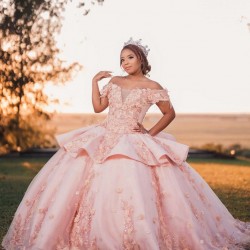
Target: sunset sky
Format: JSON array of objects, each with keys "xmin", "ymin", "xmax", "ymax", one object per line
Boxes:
[{"xmin": 45, "ymin": 0, "xmax": 250, "ymax": 114}]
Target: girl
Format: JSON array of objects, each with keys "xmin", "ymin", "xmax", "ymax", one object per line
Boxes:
[{"xmin": 2, "ymin": 38, "xmax": 250, "ymax": 250}]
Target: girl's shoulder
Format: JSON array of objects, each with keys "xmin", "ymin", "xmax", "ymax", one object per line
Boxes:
[
  {"xmin": 109, "ymin": 76, "xmax": 123, "ymax": 85},
  {"xmin": 144, "ymin": 80, "xmax": 164, "ymax": 90}
]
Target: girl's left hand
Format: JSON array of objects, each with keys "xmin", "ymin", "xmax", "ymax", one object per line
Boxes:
[{"xmin": 133, "ymin": 122, "xmax": 149, "ymax": 134}]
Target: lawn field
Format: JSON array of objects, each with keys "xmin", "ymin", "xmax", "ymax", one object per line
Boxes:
[
  {"xmin": 187, "ymin": 160, "xmax": 250, "ymax": 221},
  {"xmin": 0, "ymin": 156, "xmax": 250, "ymax": 245}
]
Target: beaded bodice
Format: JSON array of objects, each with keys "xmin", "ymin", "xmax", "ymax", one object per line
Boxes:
[
  {"xmin": 99, "ymin": 82, "xmax": 171, "ymax": 134},
  {"xmin": 57, "ymin": 81, "xmax": 188, "ymax": 165}
]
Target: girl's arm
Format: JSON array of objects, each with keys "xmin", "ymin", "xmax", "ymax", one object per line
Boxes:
[
  {"xmin": 92, "ymin": 71, "xmax": 112, "ymax": 113},
  {"xmin": 148, "ymin": 101, "xmax": 175, "ymax": 136},
  {"xmin": 135, "ymin": 100, "xmax": 175, "ymax": 136}
]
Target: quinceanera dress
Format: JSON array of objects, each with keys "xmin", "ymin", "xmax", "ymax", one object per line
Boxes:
[{"xmin": 2, "ymin": 81, "xmax": 250, "ymax": 250}]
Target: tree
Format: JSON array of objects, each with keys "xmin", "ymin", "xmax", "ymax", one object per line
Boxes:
[{"xmin": 0, "ymin": 0, "xmax": 104, "ymax": 154}]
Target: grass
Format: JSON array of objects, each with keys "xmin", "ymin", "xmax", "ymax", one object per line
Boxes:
[
  {"xmin": 187, "ymin": 158, "xmax": 250, "ymax": 221},
  {"xmin": 0, "ymin": 157, "xmax": 47, "ymax": 245},
  {"xmin": 187, "ymin": 157, "xmax": 250, "ymax": 166},
  {"xmin": 0, "ymin": 157, "xmax": 250, "ymax": 245}
]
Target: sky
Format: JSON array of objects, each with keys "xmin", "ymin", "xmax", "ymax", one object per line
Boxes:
[{"xmin": 45, "ymin": 0, "xmax": 250, "ymax": 114}]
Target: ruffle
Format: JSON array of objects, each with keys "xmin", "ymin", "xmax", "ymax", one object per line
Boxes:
[
  {"xmin": 55, "ymin": 124, "xmax": 98, "ymax": 146},
  {"xmin": 147, "ymin": 88, "xmax": 173, "ymax": 108},
  {"xmin": 147, "ymin": 88, "xmax": 169, "ymax": 103},
  {"xmin": 56, "ymin": 126, "xmax": 189, "ymax": 167}
]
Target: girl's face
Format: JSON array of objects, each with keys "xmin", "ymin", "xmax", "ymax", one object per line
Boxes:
[{"xmin": 120, "ymin": 48, "xmax": 142, "ymax": 75}]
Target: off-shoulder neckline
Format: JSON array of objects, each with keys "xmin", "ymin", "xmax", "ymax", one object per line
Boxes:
[{"xmin": 110, "ymin": 82, "xmax": 167, "ymax": 92}]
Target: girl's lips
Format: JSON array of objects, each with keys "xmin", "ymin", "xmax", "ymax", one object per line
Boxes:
[{"xmin": 125, "ymin": 67, "xmax": 131, "ymax": 70}]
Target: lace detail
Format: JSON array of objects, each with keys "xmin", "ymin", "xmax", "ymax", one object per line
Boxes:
[
  {"xmin": 133, "ymin": 139, "xmax": 158, "ymax": 164},
  {"xmin": 94, "ymin": 131, "xmax": 121, "ymax": 163},
  {"xmin": 64, "ymin": 133, "xmax": 97, "ymax": 157},
  {"xmin": 151, "ymin": 167, "xmax": 195, "ymax": 249},
  {"xmin": 99, "ymin": 82, "xmax": 156, "ymax": 134},
  {"xmin": 147, "ymin": 88, "xmax": 169, "ymax": 103},
  {"xmin": 152, "ymin": 137, "xmax": 184, "ymax": 166},
  {"xmin": 150, "ymin": 167, "xmax": 173, "ymax": 249},
  {"xmin": 69, "ymin": 159, "xmax": 97, "ymax": 249},
  {"xmin": 121, "ymin": 200, "xmax": 137, "ymax": 249},
  {"xmin": 2, "ymin": 180, "xmax": 50, "ymax": 249},
  {"xmin": 147, "ymin": 88, "xmax": 172, "ymax": 108},
  {"xmin": 96, "ymin": 83, "xmax": 151, "ymax": 162},
  {"xmin": 100, "ymin": 82, "xmax": 112, "ymax": 98}
]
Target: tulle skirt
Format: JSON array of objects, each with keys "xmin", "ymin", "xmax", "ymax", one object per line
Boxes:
[{"xmin": 2, "ymin": 124, "xmax": 250, "ymax": 249}]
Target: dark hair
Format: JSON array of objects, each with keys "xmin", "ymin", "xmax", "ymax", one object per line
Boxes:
[{"xmin": 120, "ymin": 44, "xmax": 151, "ymax": 75}]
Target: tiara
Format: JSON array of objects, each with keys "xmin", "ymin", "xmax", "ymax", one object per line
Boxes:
[{"xmin": 123, "ymin": 37, "xmax": 150, "ymax": 57}]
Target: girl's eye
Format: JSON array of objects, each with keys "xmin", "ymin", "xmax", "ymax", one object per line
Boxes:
[{"xmin": 121, "ymin": 56, "xmax": 133, "ymax": 62}]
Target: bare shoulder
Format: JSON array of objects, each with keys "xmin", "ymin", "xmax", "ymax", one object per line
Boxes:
[
  {"xmin": 146, "ymin": 80, "xmax": 164, "ymax": 90},
  {"xmin": 109, "ymin": 76, "xmax": 123, "ymax": 84}
]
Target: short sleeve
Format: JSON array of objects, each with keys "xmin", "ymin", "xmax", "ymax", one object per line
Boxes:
[
  {"xmin": 147, "ymin": 88, "xmax": 172, "ymax": 108},
  {"xmin": 100, "ymin": 82, "xmax": 111, "ymax": 98}
]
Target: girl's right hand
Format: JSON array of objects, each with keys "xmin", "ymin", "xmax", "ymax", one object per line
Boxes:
[{"xmin": 92, "ymin": 71, "xmax": 113, "ymax": 82}]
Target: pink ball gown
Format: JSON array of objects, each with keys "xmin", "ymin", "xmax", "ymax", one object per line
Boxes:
[{"xmin": 2, "ymin": 81, "xmax": 250, "ymax": 250}]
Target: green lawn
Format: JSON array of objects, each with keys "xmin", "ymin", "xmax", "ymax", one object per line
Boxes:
[
  {"xmin": 0, "ymin": 157, "xmax": 48, "ymax": 244},
  {"xmin": 0, "ymin": 157, "xmax": 250, "ymax": 245},
  {"xmin": 187, "ymin": 158, "xmax": 250, "ymax": 221}
]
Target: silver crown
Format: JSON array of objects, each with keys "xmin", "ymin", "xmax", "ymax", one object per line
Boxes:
[{"xmin": 123, "ymin": 37, "xmax": 150, "ymax": 57}]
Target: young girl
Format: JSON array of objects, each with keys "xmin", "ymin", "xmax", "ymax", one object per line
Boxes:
[{"xmin": 2, "ymin": 38, "xmax": 250, "ymax": 250}]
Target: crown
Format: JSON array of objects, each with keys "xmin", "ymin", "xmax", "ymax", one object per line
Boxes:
[{"xmin": 123, "ymin": 37, "xmax": 150, "ymax": 57}]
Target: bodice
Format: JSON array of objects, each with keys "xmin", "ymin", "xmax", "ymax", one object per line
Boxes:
[
  {"xmin": 99, "ymin": 82, "xmax": 171, "ymax": 134},
  {"xmin": 56, "ymin": 82, "xmax": 188, "ymax": 165}
]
